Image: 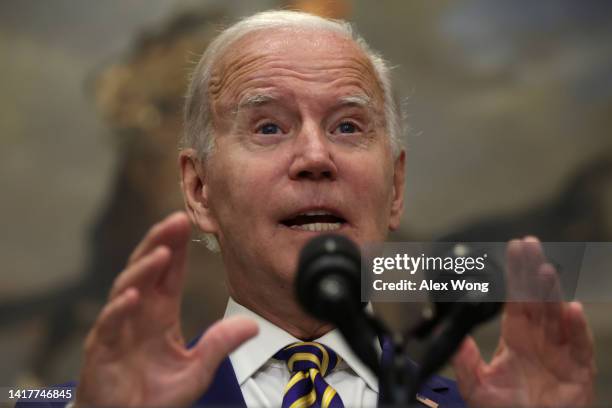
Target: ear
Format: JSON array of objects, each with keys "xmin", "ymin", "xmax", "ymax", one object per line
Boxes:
[
  {"xmin": 179, "ymin": 149, "xmax": 219, "ymax": 234},
  {"xmin": 388, "ymin": 150, "xmax": 406, "ymax": 231}
]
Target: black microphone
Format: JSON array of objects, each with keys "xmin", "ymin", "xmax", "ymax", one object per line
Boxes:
[
  {"xmin": 295, "ymin": 234, "xmax": 380, "ymax": 375},
  {"xmin": 408, "ymin": 243, "xmax": 505, "ymax": 398},
  {"xmin": 429, "ymin": 243, "xmax": 504, "ymax": 320}
]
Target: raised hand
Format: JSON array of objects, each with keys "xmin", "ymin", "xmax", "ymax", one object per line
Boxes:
[
  {"xmin": 452, "ymin": 237, "xmax": 596, "ymax": 408},
  {"xmin": 75, "ymin": 212, "xmax": 258, "ymax": 407}
]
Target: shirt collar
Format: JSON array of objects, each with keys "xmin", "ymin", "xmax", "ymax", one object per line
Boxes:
[{"xmin": 225, "ymin": 297, "xmax": 379, "ymax": 392}]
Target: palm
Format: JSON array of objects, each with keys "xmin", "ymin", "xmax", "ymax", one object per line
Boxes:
[
  {"xmin": 452, "ymin": 238, "xmax": 595, "ymax": 408},
  {"xmin": 76, "ymin": 213, "xmax": 257, "ymax": 407},
  {"xmin": 84, "ymin": 288, "xmax": 194, "ymax": 406}
]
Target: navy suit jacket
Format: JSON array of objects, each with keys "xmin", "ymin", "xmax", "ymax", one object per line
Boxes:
[{"xmin": 17, "ymin": 337, "xmax": 465, "ymax": 408}]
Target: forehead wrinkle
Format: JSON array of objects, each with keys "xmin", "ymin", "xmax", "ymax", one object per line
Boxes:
[
  {"xmin": 210, "ymin": 33, "xmax": 385, "ymax": 120},
  {"xmin": 209, "ymin": 51, "xmax": 265, "ymax": 99},
  {"xmin": 219, "ymin": 57, "xmax": 376, "ymax": 93},
  {"xmin": 216, "ymin": 63, "xmax": 382, "ymax": 116}
]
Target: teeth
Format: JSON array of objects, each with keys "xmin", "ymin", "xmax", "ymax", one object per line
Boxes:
[
  {"xmin": 300, "ymin": 211, "xmax": 332, "ymax": 216},
  {"xmin": 291, "ymin": 222, "xmax": 342, "ymax": 232}
]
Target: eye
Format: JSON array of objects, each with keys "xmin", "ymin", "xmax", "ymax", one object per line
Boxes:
[
  {"xmin": 336, "ymin": 121, "xmax": 359, "ymax": 134},
  {"xmin": 257, "ymin": 122, "xmax": 281, "ymax": 135}
]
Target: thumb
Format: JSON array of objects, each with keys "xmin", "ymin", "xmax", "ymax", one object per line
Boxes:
[
  {"xmin": 191, "ymin": 316, "xmax": 259, "ymax": 387},
  {"xmin": 451, "ymin": 336, "xmax": 484, "ymax": 397}
]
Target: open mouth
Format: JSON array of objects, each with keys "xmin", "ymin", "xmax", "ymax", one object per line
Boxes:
[{"xmin": 280, "ymin": 210, "xmax": 347, "ymax": 232}]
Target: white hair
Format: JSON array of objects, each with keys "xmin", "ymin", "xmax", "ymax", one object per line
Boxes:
[
  {"xmin": 183, "ymin": 9, "xmax": 404, "ymax": 159},
  {"xmin": 182, "ymin": 10, "xmax": 405, "ymax": 251}
]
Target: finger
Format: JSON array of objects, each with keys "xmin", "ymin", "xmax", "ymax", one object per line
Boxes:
[
  {"xmin": 504, "ymin": 240, "xmax": 541, "ymax": 337},
  {"xmin": 522, "ymin": 237, "xmax": 546, "ymax": 307},
  {"xmin": 566, "ymin": 302, "xmax": 595, "ymax": 365},
  {"xmin": 191, "ymin": 316, "xmax": 259, "ymax": 386},
  {"xmin": 156, "ymin": 217, "xmax": 191, "ymax": 297},
  {"xmin": 540, "ymin": 263, "xmax": 564, "ymax": 344},
  {"xmin": 451, "ymin": 336, "xmax": 485, "ymax": 398},
  {"xmin": 523, "ymin": 236, "xmax": 545, "ymax": 267},
  {"xmin": 94, "ymin": 287, "xmax": 140, "ymax": 345},
  {"xmin": 519, "ymin": 238, "xmax": 546, "ymax": 320},
  {"xmin": 538, "ymin": 262, "xmax": 562, "ymax": 302},
  {"xmin": 110, "ymin": 246, "xmax": 171, "ymax": 300},
  {"xmin": 128, "ymin": 212, "xmax": 191, "ymax": 265},
  {"xmin": 505, "ymin": 239, "xmax": 526, "ymax": 311}
]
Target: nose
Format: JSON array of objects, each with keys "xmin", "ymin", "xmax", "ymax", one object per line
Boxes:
[{"xmin": 288, "ymin": 124, "xmax": 338, "ymax": 181}]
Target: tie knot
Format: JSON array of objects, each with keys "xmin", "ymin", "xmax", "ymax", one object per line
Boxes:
[{"xmin": 274, "ymin": 342, "xmax": 341, "ymax": 376}]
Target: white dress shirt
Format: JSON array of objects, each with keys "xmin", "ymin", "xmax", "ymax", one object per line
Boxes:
[{"xmin": 225, "ymin": 298, "xmax": 380, "ymax": 408}]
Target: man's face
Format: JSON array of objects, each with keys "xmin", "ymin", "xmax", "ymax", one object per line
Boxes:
[{"xmin": 190, "ymin": 28, "xmax": 404, "ymax": 294}]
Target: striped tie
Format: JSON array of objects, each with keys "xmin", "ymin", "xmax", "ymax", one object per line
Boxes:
[{"xmin": 274, "ymin": 341, "xmax": 345, "ymax": 408}]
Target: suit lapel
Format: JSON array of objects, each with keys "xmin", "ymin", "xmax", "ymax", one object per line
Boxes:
[
  {"xmin": 193, "ymin": 356, "xmax": 247, "ymax": 408},
  {"xmin": 378, "ymin": 336, "xmax": 464, "ymax": 408},
  {"xmin": 187, "ymin": 333, "xmax": 246, "ymax": 408}
]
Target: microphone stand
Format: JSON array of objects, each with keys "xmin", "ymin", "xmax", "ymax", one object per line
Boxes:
[
  {"xmin": 405, "ymin": 302, "xmax": 502, "ymax": 403},
  {"xmin": 336, "ymin": 309, "xmax": 421, "ymax": 407},
  {"xmin": 341, "ymin": 296, "xmax": 503, "ymax": 407},
  {"xmin": 295, "ymin": 235, "xmax": 504, "ymax": 407},
  {"xmin": 369, "ymin": 303, "xmax": 501, "ymax": 407},
  {"xmin": 363, "ymin": 312, "xmax": 428, "ymax": 408}
]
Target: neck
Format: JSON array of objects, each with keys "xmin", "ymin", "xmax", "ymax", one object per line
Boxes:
[{"xmin": 229, "ymin": 286, "xmax": 334, "ymax": 340}]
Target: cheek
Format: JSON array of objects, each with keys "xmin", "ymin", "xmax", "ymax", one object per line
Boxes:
[
  {"xmin": 209, "ymin": 153, "xmax": 279, "ymax": 229},
  {"xmin": 342, "ymin": 154, "xmax": 394, "ymax": 222}
]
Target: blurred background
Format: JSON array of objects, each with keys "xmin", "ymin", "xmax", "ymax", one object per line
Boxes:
[{"xmin": 1, "ymin": 0, "xmax": 611, "ymax": 404}]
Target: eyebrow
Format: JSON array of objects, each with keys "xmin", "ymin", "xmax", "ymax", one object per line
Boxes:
[
  {"xmin": 337, "ymin": 94, "xmax": 372, "ymax": 109},
  {"xmin": 234, "ymin": 93, "xmax": 278, "ymax": 115},
  {"xmin": 233, "ymin": 93, "xmax": 374, "ymax": 115}
]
